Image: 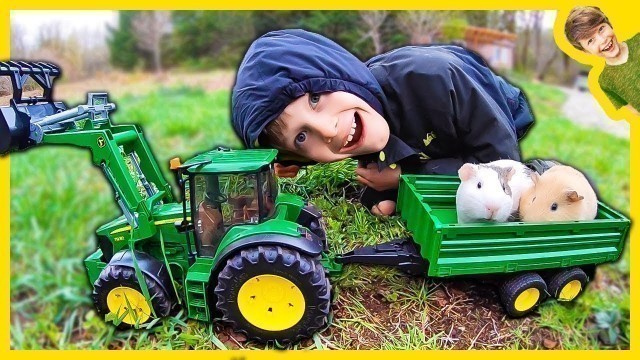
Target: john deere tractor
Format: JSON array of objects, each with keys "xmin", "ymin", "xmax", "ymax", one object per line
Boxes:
[{"xmin": 1, "ymin": 61, "xmax": 334, "ymax": 343}]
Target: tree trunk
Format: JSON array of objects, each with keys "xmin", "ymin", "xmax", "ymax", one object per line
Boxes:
[{"xmin": 535, "ymin": 50, "xmax": 559, "ymax": 81}]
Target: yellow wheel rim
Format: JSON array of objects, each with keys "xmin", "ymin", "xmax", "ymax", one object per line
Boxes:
[
  {"xmin": 237, "ymin": 274, "xmax": 305, "ymax": 331},
  {"xmin": 514, "ymin": 288, "xmax": 540, "ymax": 312},
  {"xmin": 106, "ymin": 286, "xmax": 151, "ymax": 325},
  {"xmin": 558, "ymin": 280, "xmax": 582, "ymax": 301}
]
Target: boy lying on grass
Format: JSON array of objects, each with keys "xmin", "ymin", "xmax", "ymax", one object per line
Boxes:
[{"xmin": 231, "ymin": 29, "xmax": 534, "ymax": 215}]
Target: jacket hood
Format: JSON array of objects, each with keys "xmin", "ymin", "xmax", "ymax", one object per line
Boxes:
[{"xmin": 232, "ymin": 29, "xmax": 385, "ymax": 148}]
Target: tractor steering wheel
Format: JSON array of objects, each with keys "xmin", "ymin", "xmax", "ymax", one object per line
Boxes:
[{"xmin": 206, "ymin": 193, "xmax": 227, "ymax": 204}]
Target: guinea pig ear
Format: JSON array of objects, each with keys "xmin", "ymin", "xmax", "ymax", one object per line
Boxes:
[
  {"xmin": 566, "ymin": 190, "xmax": 585, "ymax": 202},
  {"xmin": 458, "ymin": 163, "xmax": 477, "ymax": 181},
  {"xmin": 530, "ymin": 172, "xmax": 540, "ymax": 185}
]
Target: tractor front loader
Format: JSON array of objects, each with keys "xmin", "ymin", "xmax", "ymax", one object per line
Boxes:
[{"xmin": 1, "ymin": 61, "xmax": 334, "ymax": 343}]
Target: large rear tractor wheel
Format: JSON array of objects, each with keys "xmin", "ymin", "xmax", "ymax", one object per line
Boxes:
[
  {"xmin": 500, "ymin": 272, "xmax": 547, "ymax": 317},
  {"xmin": 547, "ymin": 267, "xmax": 588, "ymax": 302},
  {"xmin": 214, "ymin": 245, "xmax": 331, "ymax": 343},
  {"xmin": 92, "ymin": 264, "xmax": 174, "ymax": 328}
]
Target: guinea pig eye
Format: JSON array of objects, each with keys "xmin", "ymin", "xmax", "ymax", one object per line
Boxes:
[
  {"xmin": 477, "ymin": 182, "xmax": 482, "ymax": 189},
  {"xmin": 550, "ymin": 202, "xmax": 558, "ymax": 211}
]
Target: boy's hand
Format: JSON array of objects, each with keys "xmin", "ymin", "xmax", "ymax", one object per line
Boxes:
[
  {"xmin": 274, "ymin": 163, "xmax": 300, "ymax": 178},
  {"xmin": 371, "ymin": 200, "xmax": 397, "ymax": 216},
  {"xmin": 356, "ymin": 162, "xmax": 401, "ymax": 191}
]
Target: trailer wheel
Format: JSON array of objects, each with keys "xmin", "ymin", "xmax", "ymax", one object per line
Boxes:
[
  {"xmin": 214, "ymin": 245, "xmax": 331, "ymax": 343},
  {"xmin": 92, "ymin": 264, "xmax": 173, "ymax": 328},
  {"xmin": 547, "ymin": 267, "xmax": 588, "ymax": 302},
  {"xmin": 500, "ymin": 272, "xmax": 547, "ymax": 317}
]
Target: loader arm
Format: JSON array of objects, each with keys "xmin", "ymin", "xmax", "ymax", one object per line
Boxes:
[{"xmin": 1, "ymin": 61, "xmax": 174, "ymax": 240}]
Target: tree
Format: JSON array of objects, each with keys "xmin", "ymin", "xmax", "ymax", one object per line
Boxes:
[
  {"xmin": 298, "ymin": 11, "xmax": 366, "ymax": 58},
  {"xmin": 171, "ymin": 11, "xmax": 255, "ymax": 68},
  {"xmin": 396, "ymin": 11, "xmax": 451, "ymax": 44},
  {"xmin": 359, "ymin": 11, "xmax": 388, "ymax": 54},
  {"xmin": 33, "ymin": 22, "xmax": 84, "ymax": 80},
  {"xmin": 517, "ymin": 11, "xmax": 534, "ymax": 70},
  {"xmin": 10, "ymin": 22, "xmax": 28, "ymax": 58},
  {"xmin": 107, "ymin": 11, "xmax": 141, "ymax": 71},
  {"xmin": 132, "ymin": 11, "xmax": 172, "ymax": 74}
]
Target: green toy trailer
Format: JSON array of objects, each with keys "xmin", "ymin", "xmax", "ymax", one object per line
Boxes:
[
  {"xmin": 1, "ymin": 61, "xmax": 630, "ymax": 343},
  {"xmin": 395, "ymin": 174, "xmax": 629, "ymax": 316}
]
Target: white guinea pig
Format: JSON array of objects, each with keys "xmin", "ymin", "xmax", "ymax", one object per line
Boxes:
[
  {"xmin": 456, "ymin": 162, "xmax": 514, "ymax": 223},
  {"xmin": 456, "ymin": 160, "xmax": 534, "ymax": 223},
  {"xmin": 486, "ymin": 159, "xmax": 535, "ymax": 214}
]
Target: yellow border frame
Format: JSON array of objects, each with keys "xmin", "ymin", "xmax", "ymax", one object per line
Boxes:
[{"xmin": 1, "ymin": 0, "xmax": 636, "ymax": 356}]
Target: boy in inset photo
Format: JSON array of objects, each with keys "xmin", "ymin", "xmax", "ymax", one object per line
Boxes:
[{"xmin": 565, "ymin": 6, "xmax": 640, "ymax": 115}]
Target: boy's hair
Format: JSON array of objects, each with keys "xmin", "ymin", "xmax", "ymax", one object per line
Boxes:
[
  {"xmin": 258, "ymin": 116, "xmax": 287, "ymax": 149},
  {"xmin": 565, "ymin": 6, "xmax": 612, "ymax": 50}
]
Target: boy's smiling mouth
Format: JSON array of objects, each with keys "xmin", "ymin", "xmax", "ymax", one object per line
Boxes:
[
  {"xmin": 341, "ymin": 111, "xmax": 364, "ymax": 152},
  {"xmin": 601, "ymin": 39, "xmax": 614, "ymax": 53}
]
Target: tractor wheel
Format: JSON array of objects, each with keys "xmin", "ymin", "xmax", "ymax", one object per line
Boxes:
[
  {"xmin": 547, "ymin": 267, "xmax": 588, "ymax": 302},
  {"xmin": 214, "ymin": 245, "xmax": 331, "ymax": 343},
  {"xmin": 499, "ymin": 272, "xmax": 547, "ymax": 317},
  {"xmin": 92, "ymin": 264, "xmax": 173, "ymax": 329}
]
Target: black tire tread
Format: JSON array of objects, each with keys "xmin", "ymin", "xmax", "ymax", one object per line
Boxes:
[
  {"xmin": 499, "ymin": 272, "xmax": 547, "ymax": 318},
  {"xmin": 214, "ymin": 245, "xmax": 331, "ymax": 344},
  {"xmin": 547, "ymin": 267, "xmax": 588, "ymax": 299},
  {"xmin": 92, "ymin": 264, "xmax": 173, "ymax": 328}
]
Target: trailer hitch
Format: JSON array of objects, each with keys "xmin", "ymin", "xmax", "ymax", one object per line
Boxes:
[{"xmin": 334, "ymin": 238, "xmax": 428, "ymax": 276}]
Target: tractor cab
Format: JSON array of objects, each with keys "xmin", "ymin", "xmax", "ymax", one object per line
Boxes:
[{"xmin": 178, "ymin": 148, "xmax": 279, "ymax": 256}]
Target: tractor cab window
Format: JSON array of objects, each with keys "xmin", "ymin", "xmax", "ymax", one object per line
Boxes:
[
  {"xmin": 221, "ymin": 173, "xmax": 260, "ymax": 225},
  {"xmin": 192, "ymin": 173, "xmax": 260, "ymax": 256},
  {"xmin": 258, "ymin": 166, "xmax": 278, "ymax": 219}
]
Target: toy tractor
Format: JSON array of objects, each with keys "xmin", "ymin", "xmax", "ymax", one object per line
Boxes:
[
  {"xmin": 2, "ymin": 62, "xmax": 631, "ymax": 344},
  {"xmin": 2, "ymin": 61, "xmax": 333, "ymax": 343}
]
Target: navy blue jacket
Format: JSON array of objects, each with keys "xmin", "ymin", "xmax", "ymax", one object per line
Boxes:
[{"xmin": 232, "ymin": 29, "xmax": 534, "ymax": 175}]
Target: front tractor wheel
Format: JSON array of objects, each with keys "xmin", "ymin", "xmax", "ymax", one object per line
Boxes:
[
  {"xmin": 214, "ymin": 246, "xmax": 331, "ymax": 343},
  {"xmin": 92, "ymin": 265, "xmax": 173, "ymax": 328},
  {"xmin": 500, "ymin": 272, "xmax": 547, "ymax": 317}
]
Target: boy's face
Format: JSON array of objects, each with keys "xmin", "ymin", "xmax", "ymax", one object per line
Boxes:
[
  {"xmin": 275, "ymin": 92, "xmax": 390, "ymax": 163},
  {"xmin": 578, "ymin": 23, "xmax": 621, "ymax": 58}
]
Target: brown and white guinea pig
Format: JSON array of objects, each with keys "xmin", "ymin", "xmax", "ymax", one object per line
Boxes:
[
  {"xmin": 456, "ymin": 162, "xmax": 518, "ymax": 223},
  {"xmin": 519, "ymin": 165, "xmax": 598, "ymax": 222}
]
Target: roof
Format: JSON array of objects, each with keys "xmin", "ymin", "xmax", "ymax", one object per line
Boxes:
[
  {"xmin": 465, "ymin": 26, "xmax": 517, "ymax": 47},
  {"xmin": 183, "ymin": 148, "xmax": 277, "ymax": 174}
]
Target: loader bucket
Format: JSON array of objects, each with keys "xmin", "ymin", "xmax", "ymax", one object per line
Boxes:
[
  {"xmin": 0, "ymin": 61, "xmax": 62, "ymax": 155},
  {"xmin": 0, "ymin": 105, "xmax": 31, "ymax": 154}
]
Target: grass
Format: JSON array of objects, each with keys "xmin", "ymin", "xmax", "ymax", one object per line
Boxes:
[{"xmin": 9, "ymin": 78, "xmax": 630, "ymax": 349}]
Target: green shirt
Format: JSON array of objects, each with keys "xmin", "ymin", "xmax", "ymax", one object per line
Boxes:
[{"xmin": 598, "ymin": 33, "xmax": 640, "ymax": 110}]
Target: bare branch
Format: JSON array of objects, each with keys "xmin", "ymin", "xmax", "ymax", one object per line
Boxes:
[{"xmin": 359, "ymin": 11, "xmax": 388, "ymax": 54}]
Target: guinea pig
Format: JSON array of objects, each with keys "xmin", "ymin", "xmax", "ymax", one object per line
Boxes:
[
  {"xmin": 456, "ymin": 162, "xmax": 515, "ymax": 223},
  {"xmin": 485, "ymin": 159, "xmax": 535, "ymax": 214},
  {"xmin": 519, "ymin": 165, "xmax": 598, "ymax": 222}
]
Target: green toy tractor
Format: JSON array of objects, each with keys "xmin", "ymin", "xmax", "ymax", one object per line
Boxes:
[
  {"xmin": 2, "ymin": 62, "xmax": 630, "ymax": 344},
  {"xmin": 2, "ymin": 61, "xmax": 332, "ymax": 343}
]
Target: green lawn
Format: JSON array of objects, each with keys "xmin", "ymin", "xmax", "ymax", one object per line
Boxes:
[{"xmin": 9, "ymin": 80, "xmax": 630, "ymax": 349}]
